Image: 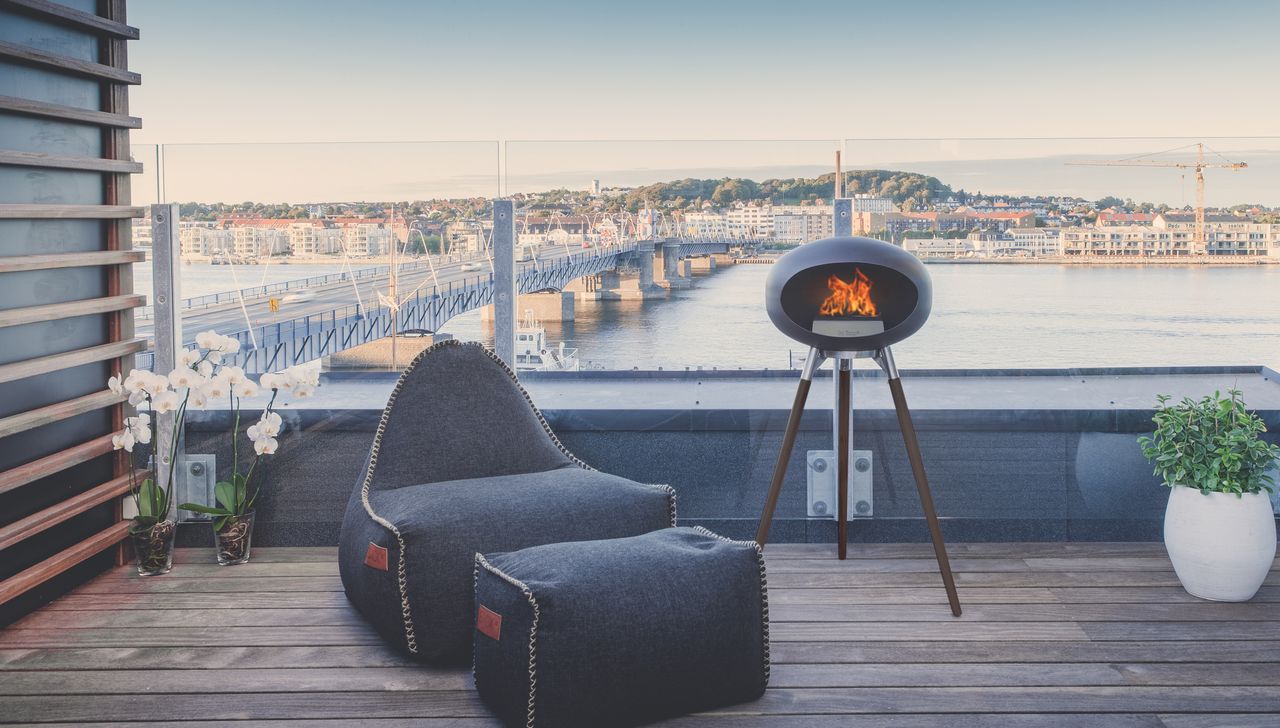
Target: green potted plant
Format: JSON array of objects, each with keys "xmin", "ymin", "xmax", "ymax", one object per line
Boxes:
[
  {"xmin": 178, "ymin": 332, "xmax": 317, "ymax": 565},
  {"xmin": 1139, "ymin": 389, "xmax": 1279, "ymax": 601}
]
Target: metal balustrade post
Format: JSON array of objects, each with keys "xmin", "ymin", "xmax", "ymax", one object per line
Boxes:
[
  {"xmin": 493, "ymin": 201, "xmax": 517, "ymax": 367},
  {"xmin": 834, "ymin": 198, "xmax": 853, "ymax": 237},
  {"xmin": 150, "ymin": 204, "xmax": 183, "ymax": 521}
]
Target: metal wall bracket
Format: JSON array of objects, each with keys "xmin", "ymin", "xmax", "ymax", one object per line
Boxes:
[
  {"xmin": 807, "ymin": 449, "xmax": 873, "ymax": 518},
  {"xmin": 174, "ymin": 454, "xmax": 217, "ymax": 522}
]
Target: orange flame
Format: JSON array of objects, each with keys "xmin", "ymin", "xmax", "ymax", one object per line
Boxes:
[{"xmin": 818, "ymin": 269, "xmax": 878, "ymax": 318}]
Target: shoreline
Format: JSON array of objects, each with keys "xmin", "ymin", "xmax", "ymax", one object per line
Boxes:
[{"xmin": 919, "ymin": 256, "xmax": 1278, "ymax": 266}]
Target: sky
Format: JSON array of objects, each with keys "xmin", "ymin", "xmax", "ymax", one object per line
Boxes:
[{"xmin": 127, "ymin": 0, "xmax": 1280, "ymax": 204}]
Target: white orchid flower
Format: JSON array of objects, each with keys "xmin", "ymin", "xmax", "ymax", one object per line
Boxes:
[
  {"xmin": 254, "ymin": 412, "xmax": 282, "ymax": 438},
  {"xmin": 131, "ymin": 422, "xmax": 152, "ymax": 445},
  {"xmin": 259, "ymin": 373, "xmax": 281, "ymax": 391},
  {"xmin": 139, "ymin": 372, "xmax": 169, "ymax": 396},
  {"xmin": 236, "ymin": 379, "xmax": 259, "ymax": 398},
  {"xmin": 253, "ymin": 436, "xmax": 278, "ymax": 455},
  {"xmin": 286, "ymin": 365, "xmax": 320, "ymax": 387},
  {"xmin": 178, "ymin": 348, "xmax": 202, "ymax": 368},
  {"xmin": 187, "ymin": 386, "xmax": 208, "ymax": 408},
  {"xmin": 220, "ymin": 336, "xmax": 242, "ymax": 353},
  {"xmin": 207, "ymin": 350, "xmax": 223, "ymax": 365},
  {"xmin": 201, "ymin": 377, "xmax": 230, "ymax": 400},
  {"xmin": 123, "ymin": 370, "xmax": 147, "ymax": 394},
  {"xmin": 246, "ymin": 423, "xmax": 261, "ymax": 441},
  {"xmin": 221, "ymin": 366, "xmax": 248, "ymax": 387},
  {"xmin": 128, "ymin": 390, "xmax": 147, "ymax": 406},
  {"xmin": 151, "ymin": 391, "xmax": 181, "ymax": 414},
  {"xmin": 197, "ymin": 360, "xmax": 214, "ymax": 378},
  {"xmin": 112, "ymin": 428, "xmax": 135, "ymax": 452},
  {"xmin": 108, "ymin": 373, "xmax": 124, "ymax": 395},
  {"xmin": 293, "ymin": 383, "xmax": 316, "ymax": 398},
  {"xmin": 168, "ymin": 367, "xmax": 201, "ymax": 390},
  {"xmin": 195, "ymin": 330, "xmax": 222, "ymax": 350}
]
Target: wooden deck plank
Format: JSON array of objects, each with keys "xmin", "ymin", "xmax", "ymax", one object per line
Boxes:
[
  {"xmin": 0, "ymin": 542, "xmax": 1276, "ymax": 726},
  {"xmin": 5, "ymin": 687, "xmax": 1280, "ymax": 722},
  {"xmin": 768, "ymin": 640, "xmax": 1280, "ymax": 664}
]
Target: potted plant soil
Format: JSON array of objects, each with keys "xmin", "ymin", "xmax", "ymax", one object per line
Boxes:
[{"xmin": 1140, "ymin": 389, "xmax": 1280, "ymax": 601}]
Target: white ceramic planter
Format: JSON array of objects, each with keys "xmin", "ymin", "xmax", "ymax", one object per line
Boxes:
[{"xmin": 1164, "ymin": 486, "xmax": 1277, "ymax": 602}]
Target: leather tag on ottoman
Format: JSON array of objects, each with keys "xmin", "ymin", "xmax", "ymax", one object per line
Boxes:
[{"xmin": 473, "ymin": 526, "xmax": 769, "ymax": 727}]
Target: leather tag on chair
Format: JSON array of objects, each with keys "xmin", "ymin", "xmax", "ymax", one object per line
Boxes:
[
  {"xmin": 364, "ymin": 542, "xmax": 389, "ymax": 571},
  {"xmin": 477, "ymin": 605, "xmax": 502, "ymax": 641}
]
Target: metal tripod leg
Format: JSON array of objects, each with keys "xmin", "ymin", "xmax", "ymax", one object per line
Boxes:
[
  {"xmin": 756, "ymin": 348, "xmax": 825, "ymax": 547},
  {"xmin": 875, "ymin": 347, "xmax": 963, "ymax": 617},
  {"xmin": 836, "ymin": 361, "xmax": 851, "ymax": 560}
]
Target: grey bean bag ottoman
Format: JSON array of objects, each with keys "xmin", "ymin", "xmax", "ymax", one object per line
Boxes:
[
  {"xmin": 339, "ymin": 340, "xmax": 676, "ymax": 662},
  {"xmin": 473, "ymin": 526, "xmax": 770, "ymax": 727}
]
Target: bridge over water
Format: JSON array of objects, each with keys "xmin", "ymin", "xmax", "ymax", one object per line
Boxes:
[{"xmin": 141, "ymin": 238, "xmax": 733, "ymax": 373}]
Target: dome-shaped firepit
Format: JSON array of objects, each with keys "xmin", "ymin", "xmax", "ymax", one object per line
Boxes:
[{"xmin": 765, "ymin": 236, "xmax": 932, "ymax": 352}]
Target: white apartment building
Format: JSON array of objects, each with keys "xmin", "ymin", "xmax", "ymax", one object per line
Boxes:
[
  {"xmin": 680, "ymin": 212, "xmax": 728, "ymax": 238},
  {"xmin": 230, "ymin": 227, "xmax": 289, "ymax": 258},
  {"xmin": 288, "ymin": 222, "xmax": 341, "ymax": 256},
  {"xmin": 1062, "ymin": 219, "xmax": 1280, "ymax": 257},
  {"xmin": 726, "ymin": 205, "xmax": 773, "ymax": 239},
  {"xmin": 850, "ymin": 194, "xmax": 894, "ymax": 214},
  {"xmin": 903, "ymin": 238, "xmax": 973, "ymax": 258},
  {"xmin": 443, "ymin": 221, "xmax": 487, "ymax": 254},
  {"xmin": 991, "ymin": 228, "xmax": 1063, "ymax": 257},
  {"xmin": 772, "ymin": 208, "xmax": 834, "ymax": 244},
  {"xmin": 341, "ymin": 223, "xmax": 391, "ymax": 257},
  {"xmin": 179, "ymin": 226, "xmax": 232, "ymax": 257}
]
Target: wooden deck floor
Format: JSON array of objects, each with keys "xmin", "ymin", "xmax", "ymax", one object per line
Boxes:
[{"xmin": 2, "ymin": 542, "xmax": 1278, "ymax": 727}]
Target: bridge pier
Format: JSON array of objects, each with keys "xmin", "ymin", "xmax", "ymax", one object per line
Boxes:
[
  {"xmin": 482, "ymin": 291, "xmax": 575, "ymax": 322},
  {"xmin": 660, "ymin": 242, "xmax": 692, "ymax": 289}
]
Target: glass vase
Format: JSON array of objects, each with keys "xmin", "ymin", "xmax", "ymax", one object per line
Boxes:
[
  {"xmin": 132, "ymin": 520, "xmax": 176, "ymax": 576},
  {"xmin": 215, "ymin": 511, "xmax": 255, "ymax": 566}
]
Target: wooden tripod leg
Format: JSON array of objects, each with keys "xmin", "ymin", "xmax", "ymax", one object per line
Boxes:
[
  {"xmin": 887, "ymin": 376, "xmax": 962, "ymax": 617},
  {"xmin": 836, "ymin": 366, "xmax": 851, "ymax": 560},
  {"xmin": 755, "ymin": 375, "xmax": 816, "ymax": 547}
]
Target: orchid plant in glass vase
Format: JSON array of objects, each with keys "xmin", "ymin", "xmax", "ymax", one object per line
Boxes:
[
  {"xmin": 111, "ymin": 330, "xmax": 318, "ymax": 573},
  {"xmin": 178, "ymin": 331, "xmax": 319, "ymax": 565}
]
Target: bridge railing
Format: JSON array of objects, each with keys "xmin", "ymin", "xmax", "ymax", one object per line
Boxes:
[{"xmin": 136, "ymin": 253, "xmax": 487, "ymax": 320}]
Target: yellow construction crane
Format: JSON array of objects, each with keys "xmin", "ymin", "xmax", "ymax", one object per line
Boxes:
[{"xmin": 1066, "ymin": 143, "xmax": 1247, "ymax": 254}]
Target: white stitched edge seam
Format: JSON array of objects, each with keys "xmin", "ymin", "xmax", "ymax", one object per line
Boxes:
[
  {"xmin": 358, "ymin": 339, "xmax": 604, "ymax": 657},
  {"xmin": 691, "ymin": 525, "xmax": 772, "ymax": 686},
  {"xmin": 475, "ymin": 553, "xmax": 541, "ymax": 728}
]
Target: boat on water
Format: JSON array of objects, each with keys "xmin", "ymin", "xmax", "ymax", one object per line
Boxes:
[{"xmin": 514, "ymin": 310, "xmax": 579, "ymax": 371}]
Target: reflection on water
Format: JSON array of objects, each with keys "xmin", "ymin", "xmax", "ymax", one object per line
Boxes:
[
  {"xmin": 439, "ymin": 264, "xmax": 1280, "ymax": 370},
  {"xmin": 143, "ymin": 260, "xmax": 1280, "ymax": 370}
]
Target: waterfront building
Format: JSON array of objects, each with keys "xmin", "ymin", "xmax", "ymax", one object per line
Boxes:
[
  {"xmin": 1097, "ymin": 212, "xmax": 1156, "ymax": 226},
  {"xmin": 179, "ymin": 226, "xmax": 232, "ymax": 257},
  {"xmin": 902, "ymin": 237, "xmax": 974, "ymax": 258},
  {"xmin": 726, "ymin": 205, "xmax": 773, "ymax": 239},
  {"xmin": 1061, "ymin": 218, "xmax": 1280, "ymax": 257},
  {"xmin": 232, "ymin": 226, "xmax": 289, "ymax": 257},
  {"xmin": 850, "ymin": 194, "xmax": 895, "ymax": 214},
  {"xmin": 443, "ymin": 220, "xmax": 489, "ymax": 254},
  {"xmin": 772, "ymin": 207, "xmax": 834, "ymax": 243},
  {"xmin": 287, "ymin": 221, "xmax": 341, "ymax": 256},
  {"xmin": 341, "ymin": 223, "xmax": 391, "ymax": 257}
]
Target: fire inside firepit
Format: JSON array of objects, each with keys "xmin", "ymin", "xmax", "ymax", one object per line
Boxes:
[
  {"xmin": 812, "ymin": 269, "xmax": 883, "ymax": 338},
  {"xmin": 766, "ymin": 236, "xmax": 932, "ymax": 352}
]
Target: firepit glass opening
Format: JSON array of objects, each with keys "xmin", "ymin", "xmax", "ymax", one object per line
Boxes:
[{"xmin": 780, "ymin": 262, "xmax": 919, "ymax": 337}]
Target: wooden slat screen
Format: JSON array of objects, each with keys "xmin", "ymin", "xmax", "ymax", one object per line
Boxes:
[{"xmin": 0, "ymin": 0, "xmax": 141, "ymax": 624}]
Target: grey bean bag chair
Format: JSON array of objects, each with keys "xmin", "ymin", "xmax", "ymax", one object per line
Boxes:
[
  {"xmin": 474, "ymin": 526, "xmax": 770, "ymax": 727},
  {"xmin": 339, "ymin": 340, "xmax": 676, "ymax": 662}
]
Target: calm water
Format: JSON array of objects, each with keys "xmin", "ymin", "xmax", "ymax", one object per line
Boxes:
[{"xmin": 145, "ymin": 262, "xmax": 1280, "ymax": 370}]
